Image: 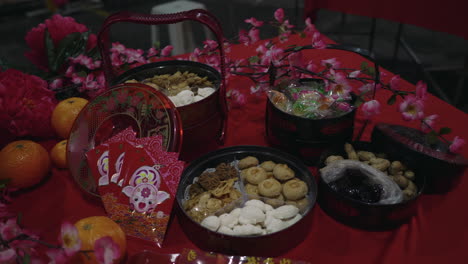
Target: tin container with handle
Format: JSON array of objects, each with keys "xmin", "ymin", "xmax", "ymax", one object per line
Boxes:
[{"xmin": 97, "ymin": 9, "xmax": 228, "ymax": 161}]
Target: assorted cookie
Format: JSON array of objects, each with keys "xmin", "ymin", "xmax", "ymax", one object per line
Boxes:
[{"xmin": 182, "ymin": 156, "xmax": 312, "ymax": 236}]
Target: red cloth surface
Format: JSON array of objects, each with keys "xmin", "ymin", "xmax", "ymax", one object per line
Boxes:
[
  {"xmin": 304, "ymin": 0, "xmax": 468, "ymax": 39},
  {"xmin": 10, "ymin": 34, "xmax": 468, "ymax": 263}
]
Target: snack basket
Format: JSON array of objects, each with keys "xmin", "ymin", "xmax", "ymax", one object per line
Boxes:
[{"xmin": 97, "ymin": 9, "xmax": 228, "ymax": 161}]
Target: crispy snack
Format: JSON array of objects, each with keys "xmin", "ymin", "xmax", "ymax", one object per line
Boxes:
[
  {"xmin": 126, "ymin": 71, "xmax": 213, "ymax": 96},
  {"xmin": 188, "ymin": 183, "xmax": 205, "ymax": 198},
  {"xmin": 210, "ymin": 178, "xmax": 236, "ymax": 198},
  {"xmin": 198, "ymin": 171, "xmax": 221, "ymax": 190},
  {"xmin": 215, "ymin": 163, "xmax": 238, "ymax": 181}
]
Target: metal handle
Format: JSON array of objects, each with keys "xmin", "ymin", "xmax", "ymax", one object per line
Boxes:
[{"xmin": 97, "ymin": 9, "xmax": 228, "ymax": 144}]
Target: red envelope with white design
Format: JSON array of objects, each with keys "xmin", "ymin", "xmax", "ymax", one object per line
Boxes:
[{"xmin": 89, "ymin": 128, "xmax": 184, "ymax": 248}]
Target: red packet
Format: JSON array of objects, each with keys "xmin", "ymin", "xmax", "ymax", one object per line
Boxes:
[
  {"xmin": 107, "ymin": 142, "xmax": 131, "ymax": 186},
  {"xmin": 102, "ymin": 146, "xmax": 175, "ymax": 247},
  {"xmin": 85, "ymin": 144, "xmax": 109, "ymax": 187}
]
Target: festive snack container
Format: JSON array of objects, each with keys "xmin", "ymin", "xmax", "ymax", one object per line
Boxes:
[
  {"xmin": 97, "ymin": 9, "xmax": 228, "ymax": 162},
  {"xmin": 176, "ymin": 145, "xmax": 318, "ymax": 256},
  {"xmin": 371, "ymin": 123, "xmax": 468, "ymax": 194},
  {"xmin": 317, "ymin": 141, "xmax": 425, "ymax": 230}
]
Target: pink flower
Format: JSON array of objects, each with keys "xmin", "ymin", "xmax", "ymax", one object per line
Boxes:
[
  {"xmin": 189, "ymin": 48, "xmax": 201, "ymax": 61},
  {"xmin": 46, "ymin": 249, "xmax": 68, "ymax": 264},
  {"xmin": 399, "ymin": 95, "xmax": 424, "ymax": 121},
  {"xmin": 0, "ymin": 218, "xmax": 21, "ymax": 241},
  {"xmin": 306, "ymin": 60, "xmax": 317, "ymax": 72},
  {"xmin": 245, "ymin": 17, "xmax": 264, "ymax": 27},
  {"xmin": 160, "ymin": 45, "xmax": 173, "ymax": 57},
  {"xmin": 274, "ymin": 8, "xmax": 285, "ymax": 23},
  {"xmin": 203, "ymin": 40, "xmax": 218, "ymax": 50},
  {"xmin": 255, "ymin": 44, "xmax": 268, "ymax": 55},
  {"xmin": 147, "ymin": 47, "xmax": 159, "ymax": 57},
  {"xmin": 49, "ymin": 78, "xmax": 63, "ymax": 90},
  {"xmin": 288, "ymin": 52, "xmax": 304, "ymax": 78},
  {"xmin": 421, "ymin": 114, "xmax": 438, "ymax": 132},
  {"xmin": 304, "ymin": 18, "xmax": 317, "ymax": 37},
  {"xmin": 415, "ymin": 80, "xmax": 427, "ymax": 100},
  {"xmin": 390, "ymin": 75, "xmax": 401, "ymax": 91},
  {"xmin": 0, "ymin": 248, "xmax": 16, "ymax": 262},
  {"xmin": 327, "ymin": 71, "xmax": 352, "ymax": 99},
  {"xmin": 24, "ymin": 14, "xmax": 94, "ymax": 71},
  {"xmin": 361, "ymin": 100, "xmax": 381, "ymax": 118},
  {"xmin": 311, "ymin": 32, "xmax": 326, "ymax": 49},
  {"xmin": 123, "ymin": 48, "xmax": 145, "ymax": 64},
  {"xmin": 261, "ymin": 45, "xmax": 284, "ymax": 66},
  {"xmin": 229, "ymin": 89, "xmax": 247, "ymax": 108},
  {"xmin": 358, "ymin": 83, "xmax": 373, "ymax": 93},
  {"xmin": 321, "ymin": 58, "xmax": 340, "ymax": 69},
  {"xmin": 59, "ymin": 222, "xmax": 81, "ymax": 256},
  {"xmin": 248, "ymin": 28, "xmax": 260, "ymax": 43},
  {"xmin": 70, "ymin": 54, "xmax": 95, "ymax": 70},
  {"xmin": 94, "ymin": 236, "xmax": 121, "ymax": 264},
  {"xmin": 65, "ymin": 65, "xmax": 75, "ymax": 78},
  {"xmin": 449, "ymin": 136, "xmax": 465, "ymax": 154},
  {"xmin": 239, "ymin": 29, "xmax": 250, "ymax": 46},
  {"xmin": 349, "ymin": 70, "xmax": 360, "ymax": 78},
  {"xmin": 0, "ymin": 69, "xmax": 57, "ymax": 138}
]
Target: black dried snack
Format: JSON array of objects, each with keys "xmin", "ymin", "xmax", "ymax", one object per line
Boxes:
[
  {"xmin": 188, "ymin": 183, "xmax": 205, "ymax": 198},
  {"xmin": 329, "ymin": 168, "xmax": 383, "ymax": 203},
  {"xmin": 215, "ymin": 163, "xmax": 238, "ymax": 181},
  {"xmin": 198, "ymin": 171, "xmax": 221, "ymax": 190}
]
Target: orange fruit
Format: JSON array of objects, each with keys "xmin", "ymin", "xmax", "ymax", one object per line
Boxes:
[
  {"xmin": 0, "ymin": 140, "xmax": 51, "ymax": 189},
  {"xmin": 50, "ymin": 140, "xmax": 68, "ymax": 169},
  {"xmin": 74, "ymin": 216, "xmax": 127, "ymax": 264},
  {"xmin": 51, "ymin": 97, "xmax": 88, "ymax": 139}
]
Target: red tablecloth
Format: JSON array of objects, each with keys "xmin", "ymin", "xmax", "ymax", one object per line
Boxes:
[{"xmin": 11, "ymin": 34, "xmax": 468, "ymax": 263}]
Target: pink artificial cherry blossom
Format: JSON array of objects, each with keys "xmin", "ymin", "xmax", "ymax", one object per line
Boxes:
[
  {"xmin": 399, "ymin": 95, "xmax": 424, "ymax": 121},
  {"xmin": 321, "ymin": 58, "xmax": 340, "ymax": 69},
  {"xmin": 59, "ymin": 222, "xmax": 81, "ymax": 256},
  {"xmin": 390, "ymin": 75, "xmax": 401, "ymax": 91},
  {"xmin": 69, "ymin": 54, "xmax": 95, "ymax": 70},
  {"xmin": 203, "ymin": 40, "xmax": 218, "ymax": 50},
  {"xmin": 49, "ymin": 78, "xmax": 63, "ymax": 90},
  {"xmin": 274, "ymin": 8, "xmax": 285, "ymax": 23},
  {"xmin": 361, "ymin": 100, "xmax": 381, "ymax": 118},
  {"xmin": 229, "ymin": 89, "xmax": 247, "ymax": 108},
  {"xmin": 306, "ymin": 60, "xmax": 317, "ymax": 72},
  {"xmin": 123, "ymin": 48, "xmax": 145, "ymax": 64},
  {"xmin": 239, "ymin": 29, "xmax": 250, "ymax": 46},
  {"xmin": 260, "ymin": 45, "xmax": 284, "ymax": 66},
  {"xmin": 311, "ymin": 32, "xmax": 326, "ymax": 49},
  {"xmin": 415, "ymin": 80, "xmax": 427, "ymax": 100},
  {"xmin": 348, "ymin": 70, "xmax": 360, "ymax": 78},
  {"xmin": 147, "ymin": 47, "xmax": 159, "ymax": 57},
  {"xmin": 337, "ymin": 102, "xmax": 352, "ymax": 112},
  {"xmin": 245, "ymin": 17, "xmax": 264, "ymax": 27},
  {"xmin": 94, "ymin": 236, "xmax": 120, "ymax": 264},
  {"xmin": 304, "ymin": 18, "xmax": 317, "ymax": 37},
  {"xmin": 160, "ymin": 45, "xmax": 173, "ymax": 57},
  {"xmin": 449, "ymin": 136, "xmax": 465, "ymax": 154},
  {"xmin": 248, "ymin": 28, "xmax": 260, "ymax": 43},
  {"xmin": 0, "ymin": 248, "xmax": 16, "ymax": 262},
  {"xmin": 421, "ymin": 114, "xmax": 438, "ymax": 132}
]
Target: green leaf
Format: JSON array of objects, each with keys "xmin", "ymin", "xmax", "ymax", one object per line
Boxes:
[
  {"xmin": 293, "ymin": 46, "xmax": 303, "ymax": 51},
  {"xmin": 360, "ymin": 61, "xmax": 369, "ymax": 71},
  {"xmin": 45, "ymin": 29, "xmax": 56, "ymax": 72},
  {"xmin": 248, "ymin": 56, "xmax": 259, "ymax": 64},
  {"xmin": 387, "ymin": 94, "xmax": 397, "ymax": 105},
  {"xmin": 22, "ymin": 253, "xmax": 31, "ymax": 264},
  {"xmin": 153, "ymin": 41, "xmax": 161, "ymax": 49},
  {"xmin": 353, "ymin": 97, "xmax": 365, "ymax": 107},
  {"xmin": 52, "ymin": 32, "xmax": 89, "ymax": 73},
  {"xmin": 439, "ymin": 127, "xmax": 452, "ymax": 135},
  {"xmin": 426, "ymin": 131, "xmax": 439, "ymax": 145}
]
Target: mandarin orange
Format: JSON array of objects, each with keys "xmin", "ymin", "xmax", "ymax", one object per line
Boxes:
[
  {"xmin": 0, "ymin": 140, "xmax": 51, "ymax": 189},
  {"xmin": 50, "ymin": 139, "xmax": 68, "ymax": 169},
  {"xmin": 51, "ymin": 97, "xmax": 88, "ymax": 139},
  {"xmin": 74, "ymin": 216, "xmax": 127, "ymax": 264}
]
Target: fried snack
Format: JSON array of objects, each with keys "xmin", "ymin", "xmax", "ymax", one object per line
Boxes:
[
  {"xmin": 210, "ymin": 178, "xmax": 236, "ymax": 198},
  {"xmin": 392, "ymin": 175, "xmax": 409, "ymax": 189},
  {"xmin": 245, "ymin": 167, "xmax": 268, "ymax": 185},
  {"xmin": 325, "ymin": 155, "xmax": 344, "ymax": 165},
  {"xmin": 245, "ymin": 183, "xmax": 259, "ymax": 197},
  {"xmin": 282, "ymin": 179, "xmax": 308, "ymax": 200},
  {"xmin": 188, "ymin": 183, "xmax": 205, "ymax": 198},
  {"xmin": 369, "ymin": 158, "xmax": 391, "ymax": 171},
  {"xmin": 258, "ymin": 178, "xmax": 282, "ymax": 197},
  {"xmin": 264, "ymin": 193, "xmax": 285, "ymax": 208},
  {"xmin": 198, "ymin": 171, "xmax": 221, "ymax": 190},
  {"xmin": 345, "ymin": 143, "xmax": 359, "ymax": 160},
  {"xmin": 273, "ymin": 164, "xmax": 295, "ymax": 181},
  {"xmin": 130, "ymin": 71, "xmax": 213, "ymax": 96},
  {"xmin": 260, "ymin": 161, "xmax": 276, "ymax": 172},
  {"xmin": 240, "ymin": 169, "xmax": 248, "ymax": 180},
  {"xmin": 404, "ymin": 170, "xmax": 415, "ymax": 181},
  {"xmin": 388, "ymin": 161, "xmax": 404, "ymax": 175},
  {"xmin": 238, "ymin": 156, "xmax": 259, "ymax": 169},
  {"xmin": 266, "ymin": 172, "xmax": 274, "ymax": 179},
  {"xmin": 206, "ymin": 198, "xmax": 223, "ymax": 211},
  {"xmin": 215, "ymin": 163, "xmax": 238, "ymax": 181},
  {"xmin": 357, "ymin": 151, "xmax": 375, "ymax": 161}
]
